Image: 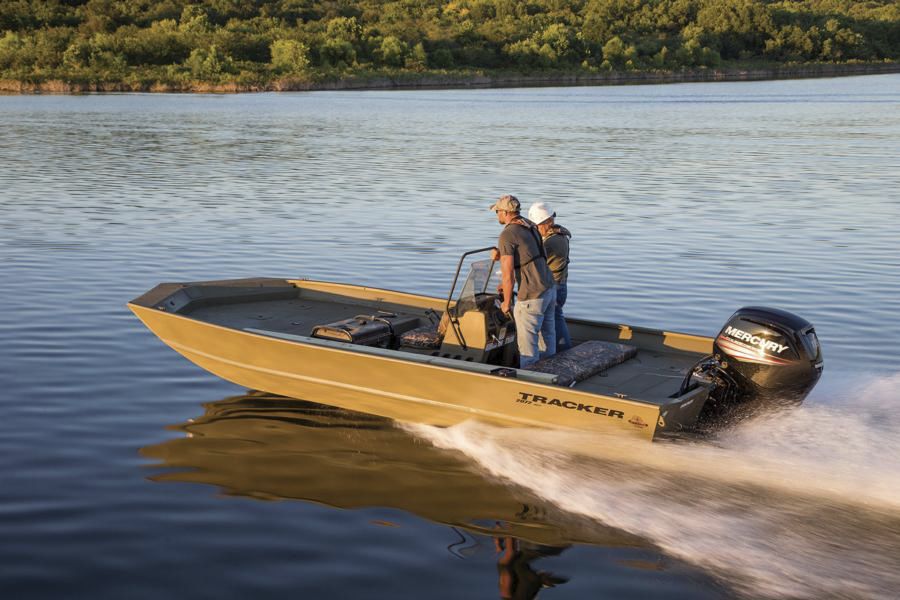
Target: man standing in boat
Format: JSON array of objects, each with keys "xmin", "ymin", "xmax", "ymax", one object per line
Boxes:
[
  {"xmin": 528, "ymin": 201, "xmax": 573, "ymax": 352},
  {"xmin": 490, "ymin": 194, "xmax": 556, "ymax": 368}
]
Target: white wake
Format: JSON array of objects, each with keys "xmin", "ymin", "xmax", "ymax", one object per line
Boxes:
[{"xmin": 407, "ymin": 373, "xmax": 900, "ymax": 599}]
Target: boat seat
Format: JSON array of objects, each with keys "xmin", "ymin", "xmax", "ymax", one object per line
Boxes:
[
  {"xmin": 399, "ymin": 323, "xmax": 443, "ymax": 349},
  {"xmin": 524, "ymin": 340, "xmax": 638, "ymax": 387},
  {"xmin": 311, "ymin": 314, "xmax": 420, "ymax": 347}
]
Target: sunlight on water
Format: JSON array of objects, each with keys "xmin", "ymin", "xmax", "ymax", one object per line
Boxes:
[{"xmin": 409, "ymin": 373, "xmax": 900, "ymax": 599}]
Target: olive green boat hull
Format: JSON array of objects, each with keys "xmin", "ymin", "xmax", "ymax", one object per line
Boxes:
[{"xmin": 129, "ymin": 278, "xmax": 715, "ymax": 440}]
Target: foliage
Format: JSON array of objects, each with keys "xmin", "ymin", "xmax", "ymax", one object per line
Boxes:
[
  {"xmin": 184, "ymin": 43, "xmax": 234, "ymax": 79},
  {"xmin": 0, "ymin": 0, "xmax": 897, "ymax": 87},
  {"xmin": 271, "ymin": 38, "xmax": 310, "ymax": 73}
]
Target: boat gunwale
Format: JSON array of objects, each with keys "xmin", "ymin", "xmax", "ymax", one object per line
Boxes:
[{"xmin": 129, "ymin": 277, "xmax": 715, "ymax": 355}]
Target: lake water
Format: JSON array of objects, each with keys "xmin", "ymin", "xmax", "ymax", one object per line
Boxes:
[{"xmin": 1, "ymin": 74, "xmax": 899, "ymax": 599}]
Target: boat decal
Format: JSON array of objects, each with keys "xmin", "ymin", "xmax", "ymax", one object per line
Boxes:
[
  {"xmin": 716, "ymin": 336, "xmax": 794, "ymax": 366},
  {"xmin": 516, "ymin": 392, "xmax": 625, "ymax": 418},
  {"xmin": 628, "ymin": 416, "xmax": 649, "ymax": 429},
  {"xmin": 722, "ymin": 326, "xmax": 790, "ymax": 354},
  {"xmin": 484, "ymin": 334, "xmax": 515, "ymax": 351}
]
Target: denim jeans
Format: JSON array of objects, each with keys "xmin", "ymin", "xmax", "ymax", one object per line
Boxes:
[
  {"xmin": 514, "ymin": 286, "xmax": 556, "ymax": 368},
  {"xmin": 554, "ymin": 282, "xmax": 573, "ymax": 352}
]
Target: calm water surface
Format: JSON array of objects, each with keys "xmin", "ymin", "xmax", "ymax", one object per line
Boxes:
[{"xmin": 1, "ymin": 75, "xmax": 899, "ymax": 599}]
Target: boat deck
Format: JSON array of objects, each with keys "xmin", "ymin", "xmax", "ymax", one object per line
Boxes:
[
  {"xmin": 185, "ymin": 295, "xmax": 433, "ymax": 340},
  {"xmin": 573, "ymin": 349, "xmax": 694, "ymax": 406},
  {"xmin": 184, "ymin": 294, "xmax": 696, "ymax": 407}
]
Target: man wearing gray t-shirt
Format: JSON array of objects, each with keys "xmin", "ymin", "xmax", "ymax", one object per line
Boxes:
[{"xmin": 489, "ymin": 194, "xmax": 556, "ymax": 368}]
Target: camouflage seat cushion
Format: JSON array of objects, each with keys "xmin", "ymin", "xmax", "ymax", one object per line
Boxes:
[
  {"xmin": 399, "ymin": 324, "xmax": 443, "ymax": 349},
  {"xmin": 524, "ymin": 340, "xmax": 637, "ymax": 387}
]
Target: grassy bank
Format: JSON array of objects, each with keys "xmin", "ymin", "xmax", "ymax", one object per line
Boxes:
[{"xmin": 2, "ymin": 61, "xmax": 899, "ymax": 94}]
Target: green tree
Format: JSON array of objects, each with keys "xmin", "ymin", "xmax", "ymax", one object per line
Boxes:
[
  {"xmin": 602, "ymin": 35, "xmax": 632, "ymax": 67},
  {"xmin": 406, "ymin": 41, "xmax": 427, "ymax": 70},
  {"xmin": 320, "ymin": 38, "xmax": 355, "ymax": 68},
  {"xmin": 271, "ymin": 38, "xmax": 310, "ymax": 73},
  {"xmin": 62, "ymin": 38, "xmax": 91, "ymax": 69},
  {"xmin": 695, "ymin": 0, "xmax": 774, "ymax": 59},
  {"xmin": 120, "ymin": 20, "xmax": 189, "ymax": 65},
  {"xmin": 325, "ymin": 16, "xmax": 361, "ymax": 45},
  {"xmin": 32, "ymin": 27, "xmax": 73, "ymax": 69},
  {"xmin": 179, "ymin": 5, "xmax": 211, "ymax": 35},
  {"xmin": 505, "ymin": 37, "xmax": 543, "ymax": 67},
  {"xmin": 654, "ymin": 44, "xmax": 670, "ymax": 67},
  {"xmin": 0, "ymin": 1, "xmax": 36, "ymax": 31},
  {"xmin": 379, "ymin": 35, "xmax": 407, "ymax": 67},
  {"xmin": 0, "ymin": 31, "xmax": 26, "ymax": 70},
  {"xmin": 319, "ymin": 16, "xmax": 362, "ymax": 68},
  {"xmin": 429, "ymin": 47, "xmax": 454, "ymax": 68},
  {"xmin": 184, "ymin": 44, "xmax": 234, "ymax": 79},
  {"xmin": 539, "ymin": 23, "xmax": 576, "ymax": 63}
]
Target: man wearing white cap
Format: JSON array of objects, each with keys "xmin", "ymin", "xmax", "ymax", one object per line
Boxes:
[
  {"xmin": 528, "ymin": 201, "xmax": 573, "ymax": 352},
  {"xmin": 489, "ymin": 194, "xmax": 556, "ymax": 368}
]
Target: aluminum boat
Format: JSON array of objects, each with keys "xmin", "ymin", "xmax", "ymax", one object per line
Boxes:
[{"xmin": 129, "ymin": 248, "xmax": 823, "ymax": 440}]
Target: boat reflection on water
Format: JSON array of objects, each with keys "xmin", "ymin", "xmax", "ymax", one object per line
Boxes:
[{"xmin": 141, "ymin": 391, "xmax": 648, "ymax": 597}]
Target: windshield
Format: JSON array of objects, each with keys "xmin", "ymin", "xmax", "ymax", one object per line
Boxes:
[{"xmin": 455, "ymin": 258, "xmax": 501, "ymax": 307}]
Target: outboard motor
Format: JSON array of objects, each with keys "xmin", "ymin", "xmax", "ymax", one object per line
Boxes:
[{"xmin": 687, "ymin": 307, "xmax": 823, "ymax": 425}]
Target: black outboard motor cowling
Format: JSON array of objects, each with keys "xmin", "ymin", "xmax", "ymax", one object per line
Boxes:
[
  {"xmin": 714, "ymin": 306, "xmax": 823, "ymax": 402},
  {"xmin": 694, "ymin": 307, "xmax": 823, "ymax": 425}
]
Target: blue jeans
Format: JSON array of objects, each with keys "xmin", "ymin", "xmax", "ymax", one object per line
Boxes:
[
  {"xmin": 514, "ymin": 286, "xmax": 556, "ymax": 368},
  {"xmin": 554, "ymin": 282, "xmax": 572, "ymax": 352}
]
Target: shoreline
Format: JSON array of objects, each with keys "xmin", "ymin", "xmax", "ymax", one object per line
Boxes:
[{"xmin": 2, "ymin": 62, "xmax": 898, "ymax": 94}]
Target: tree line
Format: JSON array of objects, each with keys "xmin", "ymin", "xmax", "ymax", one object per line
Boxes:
[{"xmin": 1, "ymin": 0, "xmax": 898, "ymax": 89}]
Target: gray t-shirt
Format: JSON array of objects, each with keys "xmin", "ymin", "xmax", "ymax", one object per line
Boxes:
[{"xmin": 498, "ymin": 219, "xmax": 554, "ymax": 300}]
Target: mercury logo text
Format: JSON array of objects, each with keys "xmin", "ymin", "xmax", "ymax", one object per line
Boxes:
[
  {"xmin": 724, "ymin": 326, "xmax": 789, "ymax": 354},
  {"xmin": 516, "ymin": 392, "xmax": 625, "ymax": 418}
]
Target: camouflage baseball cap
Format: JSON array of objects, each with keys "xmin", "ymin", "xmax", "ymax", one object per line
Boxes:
[{"xmin": 489, "ymin": 194, "xmax": 521, "ymax": 212}]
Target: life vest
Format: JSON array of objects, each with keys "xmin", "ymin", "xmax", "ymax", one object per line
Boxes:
[{"xmin": 546, "ymin": 224, "xmax": 571, "ymax": 270}]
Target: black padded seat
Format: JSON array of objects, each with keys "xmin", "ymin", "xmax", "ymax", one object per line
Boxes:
[
  {"xmin": 524, "ymin": 340, "xmax": 638, "ymax": 387},
  {"xmin": 399, "ymin": 324, "xmax": 443, "ymax": 349}
]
